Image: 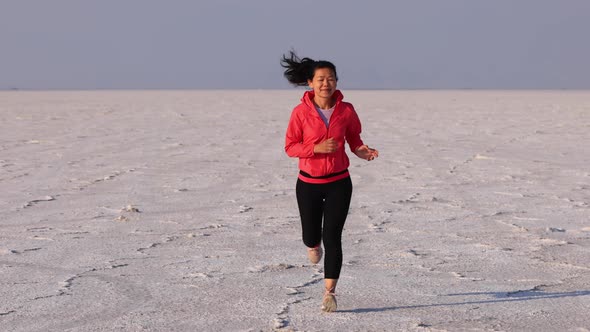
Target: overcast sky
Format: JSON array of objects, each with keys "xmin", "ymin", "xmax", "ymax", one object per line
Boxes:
[{"xmin": 1, "ymin": 0, "xmax": 589, "ymax": 89}]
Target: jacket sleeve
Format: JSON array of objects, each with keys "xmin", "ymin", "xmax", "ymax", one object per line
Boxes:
[
  {"xmin": 285, "ymin": 108, "xmax": 315, "ymax": 158},
  {"xmin": 346, "ymin": 107, "xmax": 364, "ymax": 152}
]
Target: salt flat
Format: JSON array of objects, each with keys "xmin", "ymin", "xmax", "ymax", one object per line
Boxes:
[{"xmin": 0, "ymin": 90, "xmax": 589, "ymax": 331}]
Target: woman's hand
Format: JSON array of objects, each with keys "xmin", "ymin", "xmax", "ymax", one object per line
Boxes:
[
  {"xmin": 354, "ymin": 145, "xmax": 379, "ymax": 161},
  {"xmin": 314, "ymin": 137, "xmax": 338, "ymax": 154}
]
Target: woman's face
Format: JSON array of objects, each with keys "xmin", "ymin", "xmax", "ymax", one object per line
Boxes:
[{"xmin": 308, "ymin": 67, "xmax": 337, "ymax": 99}]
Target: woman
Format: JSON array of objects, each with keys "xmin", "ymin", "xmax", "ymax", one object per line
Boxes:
[{"xmin": 282, "ymin": 50, "xmax": 379, "ymax": 312}]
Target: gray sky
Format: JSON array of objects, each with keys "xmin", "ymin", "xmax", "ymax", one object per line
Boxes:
[{"xmin": 1, "ymin": 0, "xmax": 589, "ymax": 89}]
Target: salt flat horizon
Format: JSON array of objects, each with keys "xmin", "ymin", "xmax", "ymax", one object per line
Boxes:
[
  {"xmin": 1, "ymin": 90, "xmax": 589, "ymax": 331},
  {"xmin": 2, "ymin": 88, "xmax": 590, "ymax": 92}
]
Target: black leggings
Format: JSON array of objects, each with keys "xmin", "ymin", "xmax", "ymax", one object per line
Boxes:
[{"xmin": 296, "ymin": 176, "xmax": 353, "ymax": 279}]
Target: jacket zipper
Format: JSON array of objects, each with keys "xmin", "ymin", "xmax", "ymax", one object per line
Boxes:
[
  {"xmin": 309, "ymin": 96, "xmax": 340, "ymax": 177},
  {"xmin": 324, "ymin": 102, "xmax": 339, "ymax": 176}
]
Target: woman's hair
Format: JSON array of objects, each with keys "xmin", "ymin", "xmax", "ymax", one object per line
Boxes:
[{"xmin": 281, "ymin": 50, "xmax": 338, "ymax": 86}]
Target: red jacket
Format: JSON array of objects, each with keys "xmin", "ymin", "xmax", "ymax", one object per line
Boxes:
[{"xmin": 285, "ymin": 90, "xmax": 364, "ymax": 182}]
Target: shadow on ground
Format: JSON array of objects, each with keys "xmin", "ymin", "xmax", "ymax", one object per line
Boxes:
[{"xmin": 339, "ymin": 290, "xmax": 590, "ymax": 313}]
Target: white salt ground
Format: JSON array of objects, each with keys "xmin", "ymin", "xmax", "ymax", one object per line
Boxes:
[{"xmin": 0, "ymin": 90, "xmax": 589, "ymax": 331}]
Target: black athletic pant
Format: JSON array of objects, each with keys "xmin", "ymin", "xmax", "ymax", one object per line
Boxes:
[{"xmin": 296, "ymin": 176, "xmax": 353, "ymax": 279}]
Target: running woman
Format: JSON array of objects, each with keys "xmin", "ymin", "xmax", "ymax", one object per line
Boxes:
[{"xmin": 282, "ymin": 50, "xmax": 379, "ymax": 312}]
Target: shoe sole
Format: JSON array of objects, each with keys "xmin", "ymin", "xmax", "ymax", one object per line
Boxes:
[{"xmin": 308, "ymin": 247, "xmax": 323, "ymax": 264}]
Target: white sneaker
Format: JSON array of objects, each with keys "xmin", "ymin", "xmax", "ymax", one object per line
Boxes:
[{"xmin": 321, "ymin": 288, "xmax": 337, "ymax": 312}]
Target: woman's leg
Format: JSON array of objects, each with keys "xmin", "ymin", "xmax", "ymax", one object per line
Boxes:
[
  {"xmin": 296, "ymin": 179, "xmax": 324, "ymax": 248},
  {"xmin": 319, "ymin": 177, "xmax": 352, "ymax": 312},
  {"xmin": 322, "ymin": 177, "xmax": 353, "ymax": 283}
]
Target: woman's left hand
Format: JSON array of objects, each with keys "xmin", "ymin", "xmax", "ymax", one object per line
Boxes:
[{"xmin": 355, "ymin": 145, "xmax": 379, "ymax": 161}]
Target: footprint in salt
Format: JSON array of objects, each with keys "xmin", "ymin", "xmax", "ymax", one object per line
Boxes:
[
  {"xmin": 273, "ymin": 317, "xmax": 289, "ymax": 330},
  {"xmin": 450, "ymin": 271, "xmax": 484, "ymax": 281},
  {"xmin": 536, "ymin": 238, "xmax": 569, "ymax": 246},
  {"xmin": 185, "ymin": 272, "xmax": 214, "ymax": 279},
  {"xmin": 369, "ymin": 221, "xmax": 387, "ymax": 233},
  {"xmin": 474, "ymin": 154, "xmax": 496, "ymax": 160},
  {"xmin": 239, "ymin": 205, "xmax": 253, "ymax": 213},
  {"xmin": 0, "ymin": 249, "xmax": 19, "ymax": 255},
  {"xmin": 114, "ymin": 204, "xmax": 141, "ymax": 222},
  {"xmin": 29, "ymin": 236, "xmax": 54, "ymax": 241},
  {"xmin": 394, "ymin": 193, "xmax": 422, "ymax": 204},
  {"xmin": 286, "ymin": 287, "xmax": 302, "ymax": 295},
  {"xmin": 22, "ymin": 196, "xmax": 55, "ymax": 208},
  {"xmin": 406, "ymin": 249, "xmax": 428, "ymax": 258},
  {"xmin": 546, "ymin": 227, "xmax": 566, "ymax": 233},
  {"xmin": 248, "ymin": 263, "xmax": 295, "ymax": 273},
  {"xmin": 121, "ymin": 205, "xmax": 140, "ymax": 213},
  {"xmin": 344, "ymin": 260, "xmax": 359, "ymax": 266},
  {"xmin": 198, "ymin": 224, "xmax": 226, "ymax": 230},
  {"xmin": 22, "ymin": 247, "xmax": 42, "ymax": 253}
]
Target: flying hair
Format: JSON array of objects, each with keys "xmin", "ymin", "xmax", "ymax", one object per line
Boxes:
[{"xmin": 280, "ymin": 50, "xmax": 338, "ymax": 86}]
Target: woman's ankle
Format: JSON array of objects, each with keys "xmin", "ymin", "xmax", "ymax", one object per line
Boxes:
[{"xmin": 324, "ymin": 279, "xmax": 338, "ymax": 293}]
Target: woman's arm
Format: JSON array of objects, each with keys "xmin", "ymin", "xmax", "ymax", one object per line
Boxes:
[
  {"xmin": 346, "ymin": 107, "xmax": 379, "ymax": 161},
  {"xmin": 285, "ymin": 109, "xmax": 315, "ymax": 158}
]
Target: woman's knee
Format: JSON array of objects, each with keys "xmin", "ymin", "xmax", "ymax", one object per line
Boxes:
[{"xmin": 321, "ymin": 234, "xmax": 342, "ymax": 250}]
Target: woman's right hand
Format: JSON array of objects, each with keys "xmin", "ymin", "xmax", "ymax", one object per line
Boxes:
[{"xmin": 314, "ymin": 137, "xmax": 338, "ymax": 154}]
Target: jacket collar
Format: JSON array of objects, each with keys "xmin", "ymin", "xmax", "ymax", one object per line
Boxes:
[{"xmin": 301, "ymin": 89, "xmax": 344, "ymax": 112}]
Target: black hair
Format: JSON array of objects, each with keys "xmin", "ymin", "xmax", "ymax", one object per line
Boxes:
[{"xmin": 280, "ymin": 50, "xmax": 338, "ymax": 86}]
